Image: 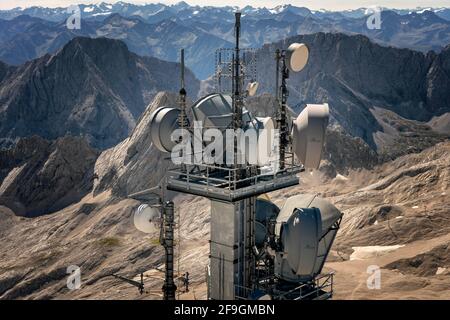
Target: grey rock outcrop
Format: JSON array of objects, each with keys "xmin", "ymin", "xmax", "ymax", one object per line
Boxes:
[
  {"xmin": 0, "ymin": 135, "xmax": 99, "ymax": 216},
  {"xmin": 428, "ymin": 113, "xmax": 450, "ymax": 134},
  {"xmin": 322, "ymin": 126, "xmax": 379, "ymax": 176},
  {"xmin": 0, "ymin": 37, "xmax": 200, "ymax": 149},
  {"xmin": 0, "ymin": 60, "xmax": 14, "ymax": 83},
  {"xmin": 255, "ymin": 33, "xmax": 450, "ymax": 149},
  {"xmin": 93, "ymin": 92, "xmax": 182, "ymax": 197}
]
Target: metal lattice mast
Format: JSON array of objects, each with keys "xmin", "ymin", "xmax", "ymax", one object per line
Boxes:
[
  {"xmin": 162, "ymin": 201, "xmax": 177, "ymax": 300},
  {"xmin": 178, "ymin": 49, "xmax": 189, "ymax": 128},
  {"xmin": 276, "ymin": 50, "xmax": 290, "ymax": 170},
  {"xmin": 232, "ymin": 12, "xmax": 243, "ymax": 181}
]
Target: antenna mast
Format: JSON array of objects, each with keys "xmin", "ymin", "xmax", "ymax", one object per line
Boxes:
[
  {"xmin": 276, "ymin": 50, "xmax": 289, "ymax": 170},
  {"xmin": 161, "ymin": 201, "xmax": 177, "ymax": 300},
  {"xmin": 178, "ymin": 49, "xmax": 189, "ymax": 129},
  {"xmin": 232, "ymin": 12, "xmax": 244, "ymax": 180}
]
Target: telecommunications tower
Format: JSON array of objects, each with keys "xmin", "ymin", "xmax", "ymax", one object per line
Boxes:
[{"xmin": 140, "ymin": 12, "xmax": 342, "ymax": 300}]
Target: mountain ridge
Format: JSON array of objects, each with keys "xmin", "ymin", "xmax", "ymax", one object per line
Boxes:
[
  {"xmin": 1, "ymin": 7, "xmax": 450, "ymax": 78},
  {"xmin": 252, "ymin": 32, "xmax": 450, "ymax": 149},
  {"xmin": 1, "ymin": 32, "xmax": 448, "ymax": 154},
  {"xmin": 0, "ymin": 36, "xmax": 200, "ymax": 149}
]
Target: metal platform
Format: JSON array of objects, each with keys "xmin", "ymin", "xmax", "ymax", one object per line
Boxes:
[
  {"xmin": 275, "ymin": 273, "xmax": 334, "ymax": 300},
  {"xmin": 166, "ymin": 157, "xmax": 304, "ymax": 202},
  {"xmin": 232, "ymin": 272, "xmax": 334, "ymax": 300}
]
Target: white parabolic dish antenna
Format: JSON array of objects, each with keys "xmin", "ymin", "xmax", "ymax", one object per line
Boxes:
[
  {"xmin": 134, "ymin": 204, "xmax": 161, "ymax": 234},
  {"xmin": 286, "ymin": 43, "xmax": 309, "ymax": 73},
  {"xmin": 292, "ymin": 103, "xmax": 329, "ymax": 169}
]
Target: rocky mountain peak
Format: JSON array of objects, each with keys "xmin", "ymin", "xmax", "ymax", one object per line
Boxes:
[
  {"xmin": 57, "ymin": 36, "xmax": 131, "ymax": 68},
  {"xmin": 94, "ymin": 91, "xmax": 182, "ymax": 197},
  {"xmin": 0, "ymin": 37, "xmax": 200, "ymax": 150},
  {"xmin": 0, "ymin": 60, "xmax": 12, "ymax": 83}
]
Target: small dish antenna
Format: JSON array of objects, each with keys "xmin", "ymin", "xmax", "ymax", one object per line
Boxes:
[
  {"xmin": 133, "ymin": 204, "xmax": 161, "ymax": 234},
  {"xmin": 286, "ymin": 43, "xmax": 309, "ymax": 73},
  {"xmin": 246, "ymin": 81, "xmax": 259, "ymax": 96}
]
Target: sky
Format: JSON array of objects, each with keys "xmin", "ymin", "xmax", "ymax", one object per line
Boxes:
[{"xmin": 0, "ymin": 0, "xmax": 449, "ymax": 11}]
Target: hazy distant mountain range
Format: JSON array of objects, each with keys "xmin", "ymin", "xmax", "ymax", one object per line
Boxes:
[
  {"xmin": 1, "ymin": 2, "xmax": 450, "ymax": 22},
  {"xmin": 0, "ymin": 2, "xmax": 450, "ymax": 78}
]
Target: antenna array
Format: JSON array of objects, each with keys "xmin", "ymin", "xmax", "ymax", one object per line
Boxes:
[{"xmin": 214, "ymin": 48, "xmax": 257, "ymax": 94}]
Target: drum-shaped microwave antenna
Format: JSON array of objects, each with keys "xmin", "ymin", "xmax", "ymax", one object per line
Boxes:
[
  {"xmin": 286, "ymin": 43, "xmax": 309, "ymax": 73},
  {"xmin": 149, "ymin": 107, "xmax": 181, "ymax": 153},
  {"xmin": 133, "ymin": 204, "xmax": 162, "ymax": 234},
  {"xmin": 292, "ymin": 103, "xmax": 329, "ymax": 169},
  {"xmin": 274, "ymin": 194, "xmax": 343, "ymax": 282}
]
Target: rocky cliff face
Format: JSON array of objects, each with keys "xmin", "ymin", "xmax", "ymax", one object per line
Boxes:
[
  {"xmin": 426, "ymin": 45, "xmax": 450, "ymax": 115},
  {"xmin": 0, "ymin": 136, "xmax": 98, "ymax": 217},
  {"xmin": 93, "ymin": 92, "xmax": 182, "ymax": 198},
  {"xmin": 0, "ymin": 37, "xmax": 200, "ymax": 149},
  {"xmin": 321, "ymin": 125, "xmax": 379, "ymax": 176},
  {"xmin": 255, "ymin": 33, "xmax": 450, "ymax": 149},
  {"xmin": 0, "ymin": 61, "xmax": 13, "ymax": 83}
]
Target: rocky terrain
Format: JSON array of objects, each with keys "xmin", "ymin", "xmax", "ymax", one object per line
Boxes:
[
  {"xmin": 0, "ymin": 89, "xmax": 448, "ymax": 300},
  {"xmin": 93, "ymin": 92, "xmax": 185, "ymax": 198},
  {"xmin": 0, "ymin": 91, "xmax": 206, "ymax": 300},
  {"xmin": 0, "ymin": 37, "xmax": 199, "ymax": 149},
  {"xmin": 254, "ymin": 33, "xmax": 450, "ymax": 151},
  {"xmin": 322, "ymin": 142, "xmax": 450, "ymax": 299},
  {"xmin": 0, "ymin": 136, "xmax": 98, "ymax": 217},
  {"xmin": 0, "ymin": 7, "xmax": 448, "ymax": 299}
]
